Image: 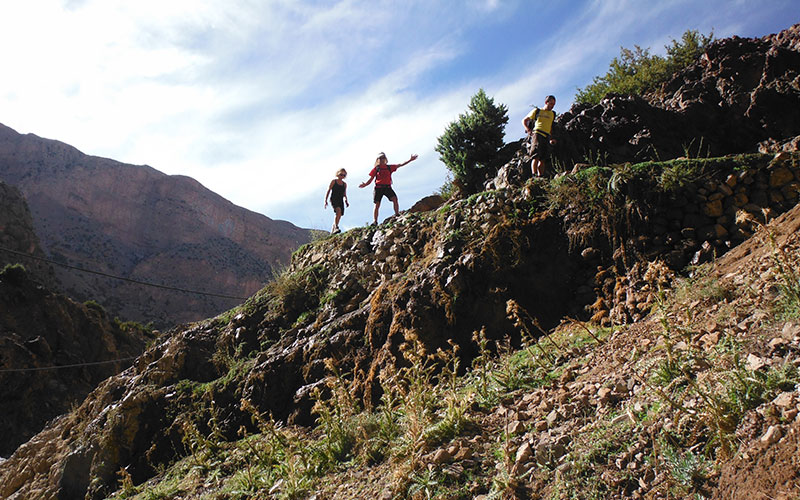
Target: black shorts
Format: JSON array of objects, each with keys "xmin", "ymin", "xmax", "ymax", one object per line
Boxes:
[
  {"xmin": 530, "ymin": 132, "xmax": 551, "ymax": 159},
  {"xmin": 331, "ymin": 201, "xmax": 345, "ymax": 215},
  {"xmin": 374, "ymin": 185, "xmax": 397, "ymax": 203}
]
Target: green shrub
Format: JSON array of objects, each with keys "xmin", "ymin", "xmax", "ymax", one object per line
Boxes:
[{"xmin": 575, "ymin": 29, "xmax": 714, "ymax": 105}]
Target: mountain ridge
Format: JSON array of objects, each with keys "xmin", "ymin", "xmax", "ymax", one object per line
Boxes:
[{"xmin": 0, "ymin": 123, "xmax": 310, "ymax": 327}]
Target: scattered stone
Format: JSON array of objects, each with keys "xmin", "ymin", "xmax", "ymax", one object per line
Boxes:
[
  {"xmin": 782, "ymin": 322, "xmax": 800, "ymax": 337},
  {"xmin": 773, "ymin": 392, "xmax": 796, "ymax": 408},
  {"xmin": 453, "ymin": 447, "xmax": 473, "ymax": 461},
  {"xmin": 611, "ymin": 413, "xmax": 629, "ymax": 425},
  {"xmin": 546, "ymin": 409, "xmax": 560, "ymax": 427},
  {"xmin": 507, "ymin": 420, "xmax": 525, "ymax": 435},
  {"xmin": 512, "ymin": 441, "xmax": 534, "ymax": 475},
  {"xmin": 638, "ymin": 468, "xmax": 656, "ymax": 489},
  {"xmin": 535, "ymin": 435, "xmax": 569, "ymax": 466},
  {"xmin": 760, "ymin": 425, "xmax": 783, "ymax": 445},
  {"xmin": 432, "ymin": 448, "xmax": 452, "ymax": 464},
  {"xmin": 597, "ymin": 387, "xmax": 614, "ymax": 406},
  {"xmin": 746, "ymin": 353, "xmax": 767, "ymax": 371},
  {"xmin": 700, "ymin": 332, "xmax": 720, "ymax": 349}
]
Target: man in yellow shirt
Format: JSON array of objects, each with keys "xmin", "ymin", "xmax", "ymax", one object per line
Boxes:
[{"xmin": 522, "ymin": 95, "xmax": 557, "ymax": 177}]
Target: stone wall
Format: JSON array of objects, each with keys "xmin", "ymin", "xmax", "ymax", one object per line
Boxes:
[{"xmin": 590, "ymin": 152, "xmax": 800, "ymax": 324}]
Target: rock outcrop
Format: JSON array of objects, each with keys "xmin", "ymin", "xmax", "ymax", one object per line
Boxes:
[
  {"xmin": 552, "ymin": 23, "xmax": 800, "ymax": 168},
  {"xmin": 0, "ymin": 123, "xmax": 310, "ymax": 328}
]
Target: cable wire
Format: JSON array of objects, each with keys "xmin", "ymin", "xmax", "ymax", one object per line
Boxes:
[
  {"xmin": 0, "ymin": 356, "xmax": 138, "ymax": 373},
  {"xmin": 0, "ymin": 245, "xmax": 249, "ymax": 300}
]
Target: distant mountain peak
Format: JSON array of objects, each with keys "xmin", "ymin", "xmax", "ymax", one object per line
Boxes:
[{"xmin": 0, "ymin": 123, "xmax": 310, "ymax": 327}]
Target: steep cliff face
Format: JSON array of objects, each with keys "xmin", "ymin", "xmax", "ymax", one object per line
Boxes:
[
  {"xmin": 0, "ymin": 181, "xmax": 57, "ymax": 289},
  {"xmin": 0, "ymin": 265, "xmax": 152, "ymax": 458},
  {"xmin": 552, "ymin": 23, "xmax": 800, "ymax": 167},
  {"xmin": 0, "ymin": 124, "xmax": 310, "ymax": 327}
]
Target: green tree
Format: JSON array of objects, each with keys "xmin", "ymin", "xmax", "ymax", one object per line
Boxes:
[
  {"xmin": 575, "ymin": 29, "xmax": 714, "ymax": 105},
  {"xmin": 436, "ymin": 89, "xmax": 509, "ymax": 194}
]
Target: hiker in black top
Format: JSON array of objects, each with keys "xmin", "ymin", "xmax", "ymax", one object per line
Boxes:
[{"xmin": 324, "ymin": 168, "xmax": 349, "ymax": 234}]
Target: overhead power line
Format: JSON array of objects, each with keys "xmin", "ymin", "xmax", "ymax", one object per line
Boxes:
[
  {"xmin": 0, "ymin": 356, "xmax": 138, "ymax": 373},
  {"xmin": 0, "ymin": 245, "xmax": 249, "ymax": 300}
]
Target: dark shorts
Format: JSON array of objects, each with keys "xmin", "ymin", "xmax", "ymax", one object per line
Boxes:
[
  {"xmin": 530, "ymin": 132, "xmax": 551, "ymax": 159},
  {"xmin": 331, "ymin": 201, "xmax": 345, "ymax": 215},
  {"xmin": 374, "ymin": 185, "xmax": 397, "ymax": 203}
]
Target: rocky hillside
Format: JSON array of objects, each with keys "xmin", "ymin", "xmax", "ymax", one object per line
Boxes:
[
  {"xmin": 0, "ymin": 123, "xmax": 310, "ymax": 327},
  {"xmin": 0, "ymin": 181, "xmax": 57, "ymax": 289},
  {"xmin": 0, "ymin": 264, "xmax": 153, "ymax": 458},
  {"xmin": 1, "ymin": 149, "xmax": 799, "ymax": 499},
  {"xmin": 2, "ymin": 24, "xmax": 800, "ymax": 500}
]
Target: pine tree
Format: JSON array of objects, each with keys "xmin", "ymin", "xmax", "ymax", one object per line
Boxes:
[{"xmin": 436, "ymin": 89, "xmax": 509, "ymax": 194}]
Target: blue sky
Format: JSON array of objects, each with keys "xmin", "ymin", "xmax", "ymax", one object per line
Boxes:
[{"xmin": 1, "ymin": 1, "xmax": 797, "ymax": 231}]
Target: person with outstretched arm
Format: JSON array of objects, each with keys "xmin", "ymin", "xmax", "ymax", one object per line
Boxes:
[{"xmin": 359, "ymin": 152, "xmax": 418, "ymax": 225}]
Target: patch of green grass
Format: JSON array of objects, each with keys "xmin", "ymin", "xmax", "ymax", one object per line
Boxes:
[
  {"xmin": 659, "ymin": 438, "xmax": 710, "ymax": 494},
  {"xmin": 138, "ymin": 476, "xmax": 182, "ymax": 500},
  {"xmin": 674, "ymin": 265, "xmax": 734, "ymax": 305},
  {"xmin": 650, "ymin": 349, "xmax": 693, "ymax": 390},
  {"xmin": 659, "ymin": 159, "xmax": 704, "ymax": 191},
  {"xmin": 319, "ymin": 288, "xmax": 343, "ymax": 307}
]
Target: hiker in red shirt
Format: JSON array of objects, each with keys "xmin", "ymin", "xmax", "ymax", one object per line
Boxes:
[{"xmin": 359, "ymin": 152, "xmax": 418, "ymax": 225}]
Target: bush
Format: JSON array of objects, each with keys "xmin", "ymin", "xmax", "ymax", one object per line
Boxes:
[
  {"xmin": 0, "ymin": 263, "xmax": 27, "ymax": 286},
  {"xmin": 435, "ymin": 89, "xmax": 509, "ymax": 194},
  {"xmin": 575, "ymin": 29, "xmax": 714, "ymax": 105}
]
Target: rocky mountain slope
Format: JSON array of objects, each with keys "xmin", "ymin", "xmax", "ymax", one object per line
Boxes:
[
  {"xmin": 0, "ymin": 124, "xmax": 310, "ymax": 327},
  {"xmin": 2, "ymin": 23, "xmax": 800, "ymax": 500}
]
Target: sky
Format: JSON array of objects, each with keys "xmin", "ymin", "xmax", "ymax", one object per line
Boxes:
[{"xmin": 0, "ymin": 0, "xmax": 797, "ymax": 231}]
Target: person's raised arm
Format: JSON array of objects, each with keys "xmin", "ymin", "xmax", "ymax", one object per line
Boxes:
[{"xmin": 397, "ymin": 154, "xmax": 418, "ymax": 168}]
